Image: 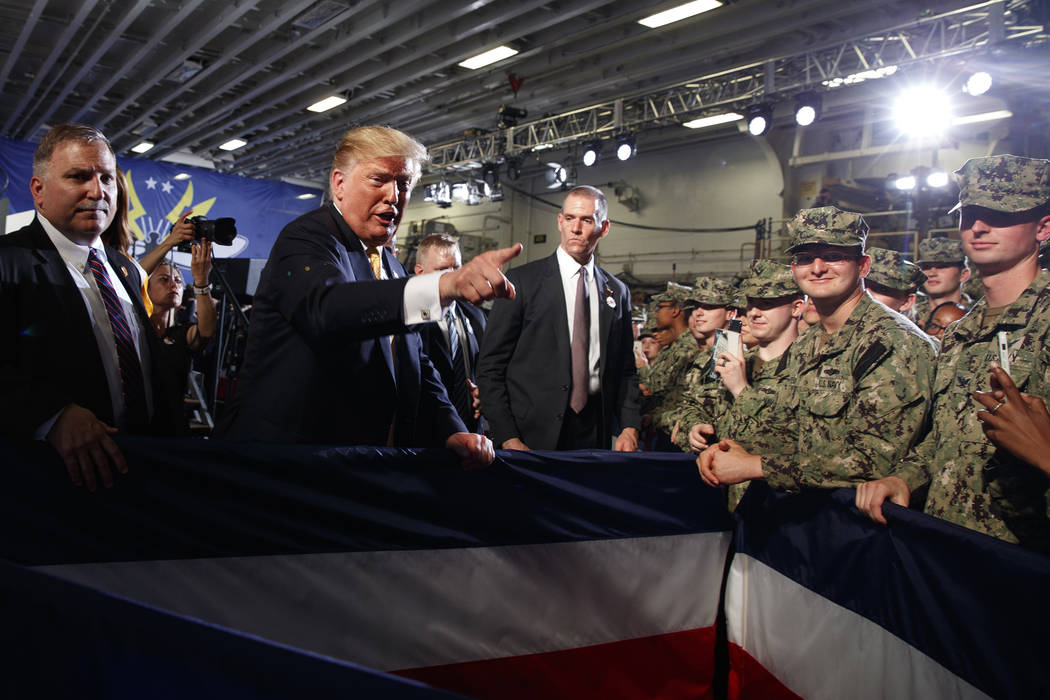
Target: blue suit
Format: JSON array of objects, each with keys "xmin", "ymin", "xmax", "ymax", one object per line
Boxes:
[{"xmin": 219, "ymin": 204, "xmax": 465, "ymax": 446}]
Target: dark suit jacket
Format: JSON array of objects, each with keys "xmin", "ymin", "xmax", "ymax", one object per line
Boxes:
[
  {"xmin": 218, "ymin": 204, "xmax": 465, "ymax": 446},
  {"xmin": 417, "ymin": 301, "xmax": 486, "ymax": 431},
  {"xmin": 0, "ymin": 218, "xmax": 180, "ymax": 437},
  {"xmin": 477, "ymin": 252, "xmax": 640, "ymax": 450}
]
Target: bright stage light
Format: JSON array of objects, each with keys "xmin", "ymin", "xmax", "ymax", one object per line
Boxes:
[
  {"xmin": 964, "ymin": 71, "xmax": 992, "ymax": 96},
  {"xmin": 746, "ymin": 104, "xmax": 772, "ymax": 136},
  {"xmin": 616, "ymin": 135, "xmax": 636, "ymax": 161},
  {"xmin": 893, "ymin": 88, "xmax": 952, "ymax": 138},
  {"xmin": 794, "ymin": 92, "xmax": 821, "ymax": 126},
  {"xmin": 683, "ymin": 112, "xmax": 742, "ymax": 129},
  {"xmin": 894, "ymin": 175, "xmax": 916, "ymax": 190},
  {"xmin": 926, "ymin": 171, "xmax": 949, "ymax": 188},
  {"xmin": 582, "ymin": 141, "xmax": 601, "ymax": 167}
]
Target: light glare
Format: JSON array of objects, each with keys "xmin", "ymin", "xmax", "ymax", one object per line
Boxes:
[
  {"xmin": 747, "ymin": 115, "xmax": 768, "ymax": 136},
  {"xmin": 894, "ymin": 176, "xmax": 916, "ymax": 190},
  {"xmin": 964, "ymin": 71, "xmax": 992, "ymax": 96},
  {"xmin": 795, "ymin": 105, "xmax": 816, "ymax": 126},
  {"xmin": 926, "ymin": 171, "xmax": 949, "ymax": 188},
  {"xmin": 893, "ymin": 88, "xmax": 952, "ymax": 138}
]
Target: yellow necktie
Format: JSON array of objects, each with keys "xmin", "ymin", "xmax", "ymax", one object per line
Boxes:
[{"xmin": 366, "ymin": 246, "xmax": 383, "ymax": 279}]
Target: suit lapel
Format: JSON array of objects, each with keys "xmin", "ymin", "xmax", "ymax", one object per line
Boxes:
[
  {"xmin": 330, "ymin": 206, "xmax": 398, "ymax": 386},
  {"xmin": 29, "ymin": 223, "xmax": 95, "ymax": 345},
  {"xmin": 541, "ymin": 254, "xmax": 572, "ymax": 372},
  {"xmin": 594, "ymin": 266, "xmax": 615, "ymax": 376}
]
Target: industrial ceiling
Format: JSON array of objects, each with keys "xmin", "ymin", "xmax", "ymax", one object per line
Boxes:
[{"xmin": 1, "ymin": 0, "xmax": 1047, "ymax": 186}]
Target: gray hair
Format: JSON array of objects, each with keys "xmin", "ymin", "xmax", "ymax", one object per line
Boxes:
[{"xmin": 564, "ymin": 185, "xmax": 608, "ymax": 225}]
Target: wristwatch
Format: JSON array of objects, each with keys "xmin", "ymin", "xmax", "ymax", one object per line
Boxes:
[{"xmin": 193, "ymin": 283, "xmax": 213, "ymax": 295}]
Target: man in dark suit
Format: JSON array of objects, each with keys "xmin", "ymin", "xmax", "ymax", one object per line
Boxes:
[
  {"xmin": 218, "ymin": 126, "xmax": 519, "ymax": 466},
  {"xmin": 0, "ymin": 123, "xmax": 179, "ymax": 491},
  {"xmin": 477, "ymin": 186, "xmax": 640, "ymax": 451},
  {"xmin": 413, "ymin": 233, "xmax": 487, "ymax": 432}
]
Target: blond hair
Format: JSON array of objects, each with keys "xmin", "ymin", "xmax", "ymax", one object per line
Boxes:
[{"xmin": 330, "ymin": 126, "xmax": 429, "ymax": 197}]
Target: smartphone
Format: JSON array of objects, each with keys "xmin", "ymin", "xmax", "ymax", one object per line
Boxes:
[{"xmin": 709, "ymin": 319, "xmax": 743, "ymax": 379}]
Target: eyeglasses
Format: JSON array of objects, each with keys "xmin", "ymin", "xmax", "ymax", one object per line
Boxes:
[{"xmin": 791, "ymin": 251, "xmax": 859, "ymax": 266}]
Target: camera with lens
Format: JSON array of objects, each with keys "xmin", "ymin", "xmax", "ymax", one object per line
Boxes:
[{"xmin": 176, "ymin": 216, "xmax": 237, "ymax": 252}]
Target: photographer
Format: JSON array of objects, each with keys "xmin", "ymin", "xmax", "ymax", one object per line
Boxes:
[
  {"xmin": 140, "ymin": 209, "xmax": 195, "ymax": 275},
  {"xmin": 147, "ymin": 239, "xmax": 217, "ymax": 432}
]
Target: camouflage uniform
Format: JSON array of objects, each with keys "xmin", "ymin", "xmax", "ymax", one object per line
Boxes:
[
  {"xmin": 913, "ymin": 238, "xmax": 972, "ymax": 324},
  {"xmin": 752, "ymin": 208, "xmax": 938, "ymax": 490},
  {"xmin": 637, "ymin": 318, "xmax": 658, "ymax": 385},
  {"xmin": 665, "ymin": 276, "xmax": 736, "ymax": 446},
  {"xmin": 641, "ymin": 285, "xmax": 698, "ymax": 428},
  {"xmin": 889, "ymin": 155, "xmax": 1050, "ymax": 551},
  {"xmin": 714, "ymin": 260, "xmax": 801, "ymax": 507}
]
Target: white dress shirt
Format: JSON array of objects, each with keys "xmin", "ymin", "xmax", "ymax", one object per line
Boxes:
[
  {"xmin": 556, "ymin": 246, "xmax": 601, "ymax": 395},
  {"xmin": 36, "ymin": 214, "xmax": 153, "ymax": 435}
]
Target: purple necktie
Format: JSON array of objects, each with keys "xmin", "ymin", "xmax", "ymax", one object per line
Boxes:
[
  {"xmin": 88, "ymin": 249, "xmax": 148, "ymax": 428},
  {"xmin": 570, "ymin": 266, "xmax": 589, "ymax": 413}
]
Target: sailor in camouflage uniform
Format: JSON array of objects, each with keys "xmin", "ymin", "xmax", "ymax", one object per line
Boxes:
[
  {"xmin": 698, "ymin": 207, "xmax": 936, "ymax": 491},
  {"xmin": 665, "ymin": 277, "xmax": 737, "ymax": 449},
  {"xmin": 865, "ymin": 247, "xmax": 927, "ymax": 319},
  {"xmin": 857, "ymin": 155, "xmax": 1050, "ymax": 553},
  {"xmin": 707, "ymin": 260, "xmax": 804, "ymax": 508},
  {"xmin": 640, "ymin": 283, "xmax": 698, "ymax": 449},
  {"xmin": 913, "ymin": 238, "xmax": 972, "ymax": 327}
]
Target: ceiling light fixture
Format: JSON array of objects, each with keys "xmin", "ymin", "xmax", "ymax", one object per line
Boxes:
[
  {"xmin": 131, "ymin": 141, "xmax": 154, "ymax": 154},
  {"xmin": 638, "ymin": 0, "xmax": 722, "ymax": 28},
  {"xmin": 459, "ymin": 45, "xmax": 519, "ymax": 70},
  {"xmin": 963, "ymin": 71, "xmax": 992, "ymax": 96},
  {"xmin": 746, "ymin": 104, "xmax": 773, "ymax": 136},
  {"xmin": 307, "ymin": 95, "xmax": 347, "ymax": 113},
  {"xmin": 219, "ymin": 138, "xmax": 247, "ymax": 151},
  {"xmin": 683, "ymin": 112, "xmax": 742, "ymax": 129},
  {"xmin": 582, "ymin": 141, "xmax": 601, "ymax": 167},
  {"xmin": 952, "ymin": 109, "xmax": 1013, "ymax": 125},
  {"xmin": 616, "ymin": 135, "xmax": 636, "ymax": 161},
  {"xmin": 926, "ymin": 171, "xmax": 949, "ymax": 188},
  {"xmin": 794, "ymin": 92, "xmax": 822, "ymax": 127}
]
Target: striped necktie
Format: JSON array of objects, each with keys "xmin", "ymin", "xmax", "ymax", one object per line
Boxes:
[{"xmin": 88, "ymin": 249, "xmax": 148, "ymax": 429}]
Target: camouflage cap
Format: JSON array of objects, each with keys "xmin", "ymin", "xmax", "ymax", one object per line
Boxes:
[
  {"xmin": 738, "ymin": 259, "xmax": 800, "ymax": 299},
  {"xmin": 652, "ymin": 281, "xmax": 693, "ymax": 306},
  {"xmin": 916, "ymin": 238, "xmax": 966, "ymax": 265},
  {"xmin": 690, "ymin": 276, "xmax": 735, "ymax": 306},
  {"xmin": 949, "ymin": 154, "xmax": 1050, "ymax": 214},
  {"xmin": 785, "ymin": 206, "xmax": 868, "ymax": 253},
  {"xmin": 865, "ymin": 247, "xmax": 926, "ymax": 293},
  {"xmin": 638, "ymin": 317, "xmax": 658, "ymax": 338}
]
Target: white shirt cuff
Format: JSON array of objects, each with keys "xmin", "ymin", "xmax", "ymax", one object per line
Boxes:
[
  {"xmin": 403, "ymin": 271, "xmax": 444, "ymax": 324},
  {"xmin": 34, "ymin": 409, "xmax": 64, "ymax": 441}
]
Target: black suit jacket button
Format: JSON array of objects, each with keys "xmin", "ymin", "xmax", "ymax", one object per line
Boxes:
[
  {"xmin": 560, "ymin": 384, "xmax": 568, "ymax": 391},
  {"xmin": 555, "ymin": 413, "xmax": 563, "ymax": 421}
]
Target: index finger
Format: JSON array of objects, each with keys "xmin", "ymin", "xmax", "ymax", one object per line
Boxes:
[
  {"xmin": 177, "ymin": 209, "xmax": 194, "ymax": 223},
  {"xmin": 486, "ymin": 243, "xmax": 523, "ymax": 268}
]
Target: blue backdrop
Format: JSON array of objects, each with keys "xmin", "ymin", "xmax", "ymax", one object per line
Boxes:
[{"xmin": 0, "ymin": 136, "xmax": 323, "ymax": 265}]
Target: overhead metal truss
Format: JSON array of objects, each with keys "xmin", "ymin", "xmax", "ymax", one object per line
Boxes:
[{"xmin": 428, "ymin": 0, "xmax": 1047, "ymax": 170}]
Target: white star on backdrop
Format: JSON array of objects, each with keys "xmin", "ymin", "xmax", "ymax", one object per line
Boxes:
[
  {"xmin": 145, "ymin": 177, "xmax": 157, "ymax": 189},
  {"xmin": 161, "ymin": 181, "xmax": 174, "ymax": 194}
]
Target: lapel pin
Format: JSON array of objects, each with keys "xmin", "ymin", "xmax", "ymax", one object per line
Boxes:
[
  {"xmin": 120, "ymin": 265, "xmax": 129, "ymax": 277},
  {"xmin": 605, "ymin": 289, "xmax": 616, "ymax": 309}
]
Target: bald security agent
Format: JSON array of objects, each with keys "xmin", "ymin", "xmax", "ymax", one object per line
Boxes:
[
  {"xmin": 477, "ymin": 186, "xmax": 640, "ymax": 451},
  {"xmin": 857, "ymin": 155, "xmax": 1050, "ymax": 552},
  {"xmin": 219, "ymin": 126, "xmax": 520, "ymax": 467}
]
